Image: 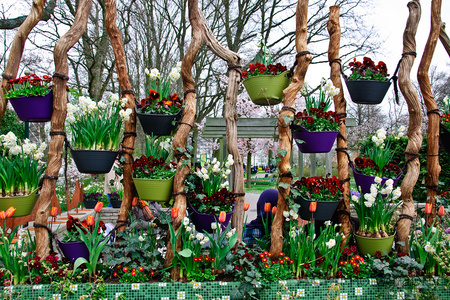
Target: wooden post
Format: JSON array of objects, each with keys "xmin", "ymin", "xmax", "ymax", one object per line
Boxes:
[
  {"xmin": 165, "ymin": 0, "xmax": 243, "ymax": 279},
  {"xmin": 327, "ymin": 5, "xmax": 351, "ymax": 246},
  {"xmin": 270, "ymin": 0, "xmax": 311, "ymax": 258},
  {"xmin": 105, "ymin": 0, "xmax": 137, "ymax": 231},
  {"xmin": 397, "ymin": 0, "xmax": 422, "ymax": 254},
  {"xmin": 418, "ymin": 0, "xmax": 442, "ymax": 226},
  {"xmin": 0, "ymin": 0, "xmax": 47, "ymax": 121},
  {"xmin": 35, "ymin": 0, "xmax": 93, "ymax": 258},
  {"xmin": 440, "ymin": 23, "xmax": 450, "ymax": 56}
]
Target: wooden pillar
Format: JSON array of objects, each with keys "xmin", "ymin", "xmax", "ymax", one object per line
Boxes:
[
  {"xmin": 165, "ymin": 0, "xmax": 243, "ymax": 279},
  {"xmin": 0, "ymin": 0, "xmax": 47, "ymax": 121},
  {"xmin": 35, "ymin": 0, "xmax": 93, "ymax": 258},
  {"xmin": 440, "ymin": 23, "xmax": 450, "ymax": 56},
  {"xmin": 327, "ymin": 5, "xmax": 351, "ymax": 245},
  {"xmin": 418, "ymin": 0, "xmax": 442, "ymax": 226},
  {"xmin": 270, "ymin": 0, "xmax": 311, "ymax": 258},
  {"xmin": 397, "ymin": 0, "xmax": 422, "ymax": 254}
]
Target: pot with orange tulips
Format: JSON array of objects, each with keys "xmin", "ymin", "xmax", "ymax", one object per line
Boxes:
[{"xmin": 290, "ymin": 175, "xmax": 343, "ymax": 221}]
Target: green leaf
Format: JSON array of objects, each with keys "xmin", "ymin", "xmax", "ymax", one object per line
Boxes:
[
  {"xmin": 283, "ymin": 115, "xmax": 293, "ymax": 125},
  {"xmin": 178, "ymin": 248, "xmax": 193, "ymax": 258},
  {"xmin": 279, "ymin": 182, "xmax": 290, "ymax": 190},
  {"xmin": 277, "ymin": 149, "xmax": 287, "ymax": 157}
]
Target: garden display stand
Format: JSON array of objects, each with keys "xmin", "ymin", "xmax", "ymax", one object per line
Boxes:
[
  {"xmin": 291, "ymin": 124, "xmax": 339, "ymax": 153},
  {"xmin": 344, "ymin": 78, "xmax": 391, "ymax": 105},
  {"xmin": 242, "ymin": 70, "xmax": 291, "ymax": 106},
  {"xmin": 135, "ymin": 107, "xmax": 182, "ymax": 136},
  {"xmin": 9, "ymin": 90, "xmax": 53, "ymax": 122}
]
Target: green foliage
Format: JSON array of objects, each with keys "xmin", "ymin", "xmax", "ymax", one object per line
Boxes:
[
  {"xmin": 0, "ymin": 109, "xmax": 24, "ymax": 138},
  {"xmin": 3, "ymin": 74, "xmax": 52, "ymax": 99}
]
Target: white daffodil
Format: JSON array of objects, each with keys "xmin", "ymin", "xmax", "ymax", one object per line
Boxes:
[
  {"xmin": 9, "ymin": 145, "xmax": 21, "ymax": 155},
  {"xmin": 196, "ymin": 233, "xmax": 204, "ymax": 241},
  {"xmin": 386, "ymin": 179, "xmax": 394, "ymax": 188},
  {"xmin": 220, "ymin": 181, "xmax": 229, "ymax": 189},
  {"xmin": 392, "ymin": 187, "xmax": 401, "ymax": 200},
  {"xmin": 283, "ymin": 211, "xmax": 290, "ymax": 218},
  {"xmin": 120, "ymin": 97, "xmax": 128, "ymax": 107},
  {"xmin": 225, "ymin": 169, "xmax": 231, "ymax": 175},
  {"xmin": 326, "ymin": 239, "xmax": 336, "ymax": 249},
  {"xmin": 364, "ymin": 200, "xmax": 374, "ymax": 208},
  {"xmin": 186, "ymin": 226, "xmax": 192, "ymax": 232},
  {"xmin": 98, "ymin": 101, "xmax": 107, "ymax": 109},
  {"xmin": 351, "ymin": 194, "xmax": 359, "ymax": 202},
  {"xmin": 138, "ymin": 235, "xmax": 145, "ymax": 242},
  {"xmin": 374, "ymin": 177, "xmax": 382, "ymax": 184},
  {"xmin": 145, "ymin": 68, "xmax": 150, "ymax": 75},
  {"xmin": 211, "ymin": 223, "xmax": 217, "ymax": 230},
  {"xmin": 149, "ymin": 68, "xmax": 160, "ymax": 80},
  {"xmin": 34, "ymin": 152, "xmax": 44, "ymax": 160},
  {"xmin": 324, "ymin": 220, "xmax": 332, "ymax": 226},
  {"xmin": 110, "ymin": 94, "xmax": 119, "ymax": 103},
  {"xmin": 183, "ymin": 217, "xmax": 190, "ymax": 226}
]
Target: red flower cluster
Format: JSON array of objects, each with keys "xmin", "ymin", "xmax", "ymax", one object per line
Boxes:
[
  {"xmin": 354, "ymin": 157, "xmax": 401, "ymax": 178},
  {"xmin": 132, "ymin": 155, "xmax": 176, "ymax": 180},
  {"xmin": 338, "ymin": 246, "xmax": 366, "ymax": 278},
  {"xmin": 140, "ymin": 90, "xmax": 183, "ymax": 112},
  {"xmin": 349, "ymin": 57, "xmax": 388, "ymax": 78},
  {"xmin": 7, "ymin": 74, "xmax": 52, "ymax": 86},
  {"xmin": 294, "ymin": 104, "xmax": 340, "ymax": 130},
  {"xmin": 193, "ymin": 255, "xmax": 215, "ymax": 263},
  {"xmin": 242, "ymin": 62, "xmax": 288, "ymax": 78},
  {"xmin": 66, "ymin": 215, "xmax": 106, "ymax": 234},
  {"xmin": 292, "ymin": 175, "xmax": 344, "ymax": 201}
]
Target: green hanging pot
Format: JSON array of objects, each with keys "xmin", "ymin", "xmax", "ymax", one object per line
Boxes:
[
  {"xmin": 133, "ymin": 176, "xmax": 174, "ymax": 203},
  {"xmin": 354, "ymin": 233, "xmax": 395, "ymax": 257},
  {"xmin": 243, "ymin": 71, "xmax": 291, "ymax": 106},
  {"xmin": 0, "ymin": 188, "xmax": 39, "ymax": 217}
]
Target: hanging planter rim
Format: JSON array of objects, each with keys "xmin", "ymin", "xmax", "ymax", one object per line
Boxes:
[
  {"xmin": 242, "ymin": 70, "xmax": 291, "ymax": 83},
  {"xmin": 350, "ymin": 163, "xmax": 403, "ymax": 181},
  {"xmin": 291, "ymin": 124, "xmax": 340, "ymax": 134},
  {"xmin": 187, "ymin": 200, "xmax": 235, "ymax": 217},
  {"xmin": 134, "ymin": 105, "xmax": 183, "ymax": 118}
]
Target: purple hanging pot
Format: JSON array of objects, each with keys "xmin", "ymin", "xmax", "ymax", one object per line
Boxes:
[
  {"xmin": 293, "ymin": 195, "xmax": 339, "ymax": 221},
  {"xmin": 292, "ymin": 125, "xmax": 338, "ymax": 153},
  {"xmin": 351, "ymin": 164, "xmax": 402, "ymax": 196},
  {"xmin": 57, "ymin": 240, "xmax": 89, "ymax": 263},
  {"xmin": 187, "ymin": 202, "xmax": 234, "ymax": 233},
  {"xmin": 440, "ymin": 123, "xmax": 450, "ymax": 154},
  {"xmin": 9, "ymin": 90, "xmax": 53, "ymax": 122}
]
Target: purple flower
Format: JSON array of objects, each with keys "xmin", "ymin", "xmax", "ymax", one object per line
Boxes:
[{"xmin": 445, "ymin": 228, "xmax": 450, "ymax": 234}]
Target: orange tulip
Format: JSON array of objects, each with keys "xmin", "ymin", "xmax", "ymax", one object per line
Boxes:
[
  {"xmin": 264, "ymin": 203, "xmax": 271, "ymax": 213},
  {"xmin": 5, "ymin": 207, "xmax": 16, "ymax": 218},
  {"xmin": 438, "ymin": 205, "xmax": 445, "ymax": 217},
  {"xmin": 50, "ymin": 207, "xmax": 58, "ymax": 217},
  {"xmin": 171, "ymin": 207, "xmax": 179, "ymax": 219},
  {"xmin": 132, "ymin": 197, "xmax": 139, "ymax": 206},
  {"xmin": 309, "ymin": 201, "xmax": 317, "ymax": 213},
  {"xmin": 243, "ymin": 203, "xmax": 250, "ymax": 211},
  {"xmin": 86, "ymin": 215, "xmax": 95, "ymax": 226},
  {"xmin": 94, "ymin": 201, "xmax": 104, "ymax": 213},
  {"xmin": 218, "ymin": 211, "xmax": 226, "ymax": 223},
  {"xmin": 0, "ymin": 211, "xmax": 5, "ymax": 220},
  {"xmin": 272, "ymin": 206, "xmax": 277, "ymax": 215},
  {"xmin": 425, "ymin": 203, "xmax": 432, "ymax": 215},
  {"xmin": 140, "ymin": 200, "xmax": 148, "ymax": 207}
]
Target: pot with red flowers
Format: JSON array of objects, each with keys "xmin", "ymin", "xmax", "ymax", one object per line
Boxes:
[
  {"xmin": 344, "ymin": 56, "xmax": 391, "ymax": 105},
  {"xmin": 290, "ymin": 175, "xmax": 343, "ymax": 221},
  {"xmin": 132, "ymin": 136, "xmax": 176, "ymax": 204},
  {"xmin": 185, "ymin": 155, "xmax": 236, "ymax": 233},
  {"xmin": 3, "ymin": 73, "xmax": 53, "ymax": 122},
  {"xmin": 242, "ymin": 37, "xmax": 291, "ymax": 105},
  {"xmin": 291, "ymin": 78, "xmax": 340, "ymax": 153},
  {"xmin": 136, "ymin": 64, "xmax": 184, "ymax": 136},
  {"xmin": 351, "ymin": 128, "xmax": 403, "ymax": 196}
]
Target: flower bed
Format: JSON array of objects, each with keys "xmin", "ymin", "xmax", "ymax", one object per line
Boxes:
[{"xmin": 6, "ymin": 278, "xmax": 450, "ymax": 300}]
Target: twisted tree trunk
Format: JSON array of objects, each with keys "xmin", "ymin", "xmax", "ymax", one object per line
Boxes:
[
  {"xmin": 35, "ymin": 0, "xmax": 93, "ymax": 258},
  {"xmin": 165, "ymin": 0, "xmax": 242, "ymax": 280},
  {"xmin": 440, "ymin": 23, "xmax": 450, "ymax": 56},
  {"xmin": 270, "ymin": 0, "xmax": 311, "ymax": 258},
  {"xmin": 397, "ymin": 0, "xmax": 422, "ymax": 254},
  {"xmin": 0, "ymin": 0, "xmax": 47, "ymax": 121},
  {"xmin": 105, "ymin": 0, "xmax": 137, "ymax": 231},
  {"xmin": 327, "ymin": 6, "xmax": 351, "ymax": 246},
  {"xmin": 418, "ymin": 0, "xmax": 442, "ymax": 226}
]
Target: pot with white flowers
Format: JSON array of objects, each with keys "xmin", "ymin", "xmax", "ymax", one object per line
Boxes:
[
  {"xmin": 185, "ymin": 155, "xmax": 236, "ymax": 233},
  {"xmin": 136, "ymin": 64, "xmax": 184, "ymax": 136},
  {"xmin": 291, "ymin": 79, "xmax": 340, "ymax": 153},
  {"xmin": 350, "ymin": 178, "xmax": 402, "ymax": 257},
  {"xmin": 66, "ymin": 94, "xmax": 131, "ymax": 174},
  {"xmin": 0, "ymin": 132, "xmax": 47, "ymax": 216}
]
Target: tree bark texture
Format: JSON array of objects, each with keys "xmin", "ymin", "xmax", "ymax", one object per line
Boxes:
[
  {"xmin": 164, "ymin": 0, "xmax": 243, "ymax": 280},
  {"xmin": 105, "ymin": 0, "xmax": 137, "ymax": 232},
  {"xmin": 397, "ymin": 0, "xmax": 422, "ymax": 254},
  {"xmin": 0, "ymin": 0, "xmax": 55, "ymax": 30},
  {"xmin": 327, "ymin": 6, "xmax": 351, "ymax": 247},
  {"xmin": 0, "ymin": 0, "xmax": 47, "ymax": 122},
  {"xmin": 270, "ymin": 0, "xmax": 311, "ymax": 258},
  {"xmin": 418, "ymin": 0, "xmax": 442, "ymax": 226},
  {"xmin": 440, "ymin": 23, "xmax": 450, "ymax": 57},
  {"xmin": 35, "ymin": 0, "xmax": 92, "ymax": 258}
]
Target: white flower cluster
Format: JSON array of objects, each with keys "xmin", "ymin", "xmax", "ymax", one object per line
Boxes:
[
  {"xmin": 424, "ymin": 242, "xmax": 436, "ymax": 253},
  {"xmin": 0, "ymin": 131, "xmax": 47, "ymax": 160},
  {"xmin": 159, "ymin": 137, "xmax": 172, "ymax": 152},
  {"xmin": 320, "ymin": 78, "xmax": 340, "ymax": 98},
  {"xmin": 67, "ymin": 95, "xmax": 132, "ymax": 122},
  {"xmin": 326, "ymin": 238, "xmax": 336, "ymax": 249},
  {"xmin": 371, "ymin": 128, "xmax": 387, "ymax": 147},
  {"xmin": 283, "ymin": 209, "xmax": 299, "ymax": 222},
  {"xmin": 394, "ymin": 125, "xmax": 406, "ymax": 139},
  {"xmin": 195, "ymin": 154, "xmax": 234, "ymax": 189},
  {"xmin": 145, "ymin": 62, "xmax": 182, "ymax": 84},
  {"xmin": 362, "ymin": 178, "xmax": 401, "ymax": 208}
]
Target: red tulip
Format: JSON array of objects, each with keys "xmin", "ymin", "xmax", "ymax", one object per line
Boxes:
[
  {"xmin": 5, "ymin": 207, "xmax": 16, "ymax": 218},
  {"xmin": 171, "ymin": 207, "xmax": 179, "ymax": 219},
  {"xmin": 94, "ymin": 201, "xmax": 103, "ymax": 213},
  {"xmin": 438, "ymin": 205, "xmax": 445, "ymax": 217},
  {"xmin": 309, "ymin": 201, "xmax": 317, "ymax": 213},
  {"xmin": 0, "ymin": 211, "xmax": 5, "ymax": 220},
  {"xmin": 86, "ymin": 215, "xmax": 95, "ymax": 226},
  {"xmin": 132, "ymin": 197, "xmax": 139, "ymax": 206},
  {"xmin": 218, "ymin": 211, "xmax": 226, "ymax": 223},
  {"xmin": 243, "ymin": 203, "xmax": 250, "ymax": 211},
  {"xmin": 425, "ymin": 203, "xmax": 432, "ymax": 215},
  {"xmin": 50, "ymin": 207, "xmax": 58, "ymax": 217},
  {"xmin": 272, "ymin": 206, "xmax": 277, "ymax": 215},
  {"xmin": 264, "ymin": 203, "xmax": 271, "ymax": 213}
]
